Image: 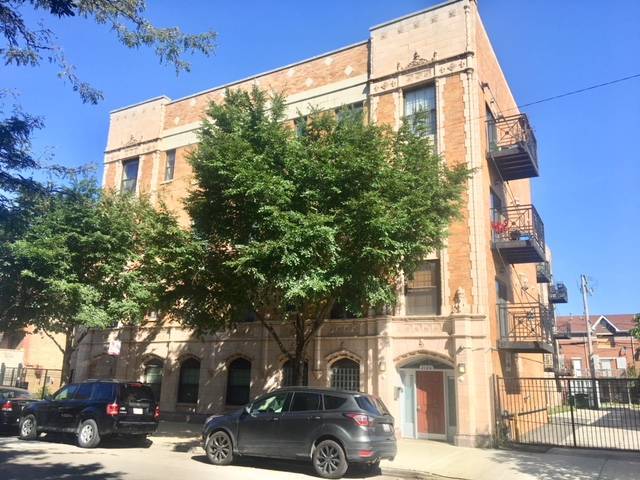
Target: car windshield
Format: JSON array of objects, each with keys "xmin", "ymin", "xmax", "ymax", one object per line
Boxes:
[{"xmin": 121, "ymin": 384, "xmax": 154, "ymax": 403}]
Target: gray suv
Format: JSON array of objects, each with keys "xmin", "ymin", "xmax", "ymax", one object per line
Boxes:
[{"xmin": 201, "ymin": 387, "xmax": 396, "ymax": 479}]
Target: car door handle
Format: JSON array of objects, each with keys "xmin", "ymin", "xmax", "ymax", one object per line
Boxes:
[
  {"xmin": 270, "ymin": 417, "xmax": 279, "ymax": 421},
  {"xmin": 308, "ymin": 415, "xmax": 321, "ymax": 421}
]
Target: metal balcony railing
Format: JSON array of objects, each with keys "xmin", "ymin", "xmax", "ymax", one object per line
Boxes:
[
  {"xmin": 498, "ymin": 302, "xmax": 553, "ymax": 353},
  {"xmin": 487, "ymin": 113, "xmax": 539, "ymax": 181},
  {"xmin": 549, "ymin": 282, "xmax": 569, "ymax": 304},
  {"xmin": 536, "ymin": 261, "xmax": 552, "ymax": 283},
  {"xmin": 491, "ymin": 204, "xmax": 545, "ymax": 263}
]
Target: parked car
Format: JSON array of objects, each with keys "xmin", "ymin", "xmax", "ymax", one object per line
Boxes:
[
  {"xmin": 201, "ymin": 387, "xmax": 396, "ymax": 479},
  {"xmin": 1, "ymin": 386, "xmax": 35, "ymax": 432},
  {"xmin": 19, "ymin": 379, "xmax": 159, "ymax": 448}
]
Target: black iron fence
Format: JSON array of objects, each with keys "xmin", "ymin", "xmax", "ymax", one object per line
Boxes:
[
  {"xmin": 496, "ymin": 376, "xmax": 640, "ymax": 451},
  {"xmin": 0, "ymin": 364, "xmax": 63, "ymax": 398},
  {"xmin": 498, "ymin": 303, "xmax": 553, "ymax": 346},
  {"xmin": 491, "ymin": 204, "xmax": 545, "ymax": 255},
  {"xmin": 487, "ymin": 113, "xmax": 538, "ymax": 168}
]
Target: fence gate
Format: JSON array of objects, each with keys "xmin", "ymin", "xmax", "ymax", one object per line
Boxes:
[{"xmin": 495, "ymin": 376, "xmax": 640, "ymax": 451}]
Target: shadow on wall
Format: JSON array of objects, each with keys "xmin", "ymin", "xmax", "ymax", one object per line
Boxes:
[{"xmin": 0, "ymin": 448, "xmax": 124, "ymax": 480}]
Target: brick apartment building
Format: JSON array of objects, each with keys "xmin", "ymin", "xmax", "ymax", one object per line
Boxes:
[
  {"xmin": 71, "ymin": 0, "xmax": 562, "ymax": 447},
  {"xmin": 556, "ymin": 314, "xmax": 639, "ymax": 378}
]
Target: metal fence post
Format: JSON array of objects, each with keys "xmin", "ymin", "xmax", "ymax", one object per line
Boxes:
[
  {"xmin": 41, "ymin": 369, "xmax": 49, "ymax": 399},
  {"xmin": 0, "ymin": 363, "xmax": 5, "ymax": 385},
  {"xmin": 567, "ymin": 379, "xmax": 578, "ymax": 447}
]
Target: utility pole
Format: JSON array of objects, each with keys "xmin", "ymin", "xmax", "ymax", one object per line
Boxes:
[{"xmin": 581, "ymin": 274, "xmax": 599, "ymax": 409}]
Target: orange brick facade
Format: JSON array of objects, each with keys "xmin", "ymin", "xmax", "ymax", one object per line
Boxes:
[{"xmin": 77, "ymin": 0, "xmax": 555, "ymax": 447}]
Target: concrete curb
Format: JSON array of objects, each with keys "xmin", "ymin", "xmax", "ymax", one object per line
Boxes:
[{"xmin": 382, "ymin": 466, "xmax": 467, "ymax": 480}]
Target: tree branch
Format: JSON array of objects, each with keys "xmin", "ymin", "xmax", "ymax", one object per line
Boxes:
[
  {"xmin": 41, "ymin": 329, "xmax": 65, "ymax": 355},
  {"xmin": 256, "ymin": 312, "xmax": 291, "ymax": 360}
]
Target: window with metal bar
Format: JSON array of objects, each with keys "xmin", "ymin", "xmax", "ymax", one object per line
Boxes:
[
  {"xmin": 177, "ymin": 357, "xmax": 200, "ymax": 404},
  {"xmin": 405, "ymin": 260, "xmax": 440, "ymax": 315},
  {"xmin": 330, "ymin": 358, "xmax": 360, "ymax": 391},
  {"xmin": 404, "ymin": 86, "xmax": 436, "ymax": 137},
  {"xmin": 164, "ymin": 149, "xmax": 176, "ymax": 181},
  {"xmin": 226, "ymin": 357, "xmax": 251, "ymax": 405},
  {"xmin": 121, "ymin": 158, "xmax": 139, "ymax": 194}
]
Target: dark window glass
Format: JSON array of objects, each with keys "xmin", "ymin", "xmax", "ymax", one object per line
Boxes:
[
  {"xmin": 121, "ymin": 158, "xmax": 139, "ymax": 194},
  {"xmin": 290, "ymin": 392, "xmax": 322, "ymax": 412},
  {"xmin": 330, "ymin": 359, "xmax": 360, "ymax": 391},
  {"xmin": 405, "ymin": 260, "xmax": 440, "ymax": 315},
  {"xmin": 74, "ymin": 383, "xmax": 94, "ymax": 400},
  {"xmin": 323, "ymin": 395, "xmax": 348, "ymax": 410},
  {"xmin": 335, "ymin": 102, "xmax": 364, "ymax": 123},
  {"xmin": 92, "ymin": 383, "xmax": 116, "ymax": 402},
  {"xmin": 355, "ymin": 395, "xmax": 388, "ymax": 415},
  {"xmin": 53, "ymin": 384, "xmax": 79, "ymax": 401},
  {"xmin": 144, "ymin": 360, "xmax": 163, "ymax": 402},
  {"xmin": 329, "ymin": 303, "xmax": 361, "ymax": 320},
  {"xmin": 404, "ymin": 86, "xmax": 436, "ymax": 137},
  {"xmin": 177, "ymin": 358, "xmax": 200, "ymax": 404},
  {"xmin": 487, "ymin": 106, "xmax": 497, "ymax": 149},
  {"xmin": 164, "ymin": 150, "xmax": 176, "ymax": 181},
  {"xmin": 120, "ymin": 384, "xmax": 154, "ymax": 403},
  {"xmin": 226, "ymin": 358, "xmax": 251, "ymax": 405},
  {"xmin": 250, "ymin": 392, "xmax": 289, "ymax": 414},
  {"xmin": 0, "ymin": 389, "xmax": 32, "ymax": 400},
  {"xmin": 282, "ymin": 360, "xmax": 308, "ymax": 387}
]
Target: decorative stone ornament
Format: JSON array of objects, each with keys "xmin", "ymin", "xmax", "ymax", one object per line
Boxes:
[{"xmin": 453, "ymin": 287, "xmax": 468, "ymax": 314}]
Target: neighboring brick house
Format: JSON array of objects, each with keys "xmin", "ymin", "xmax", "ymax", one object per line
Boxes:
[
  {"xmin": 72, "ymin": 0, "xmax": 560, "ymax": 447},
  {"xmin": 556, "ymin": 314, "xmax": 639, "ymax": 378}
]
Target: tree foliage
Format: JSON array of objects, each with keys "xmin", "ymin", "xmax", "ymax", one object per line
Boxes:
[
  {"xmin": 0, "ymin": 0, "xmax": 216, "ymax": 210},
  {"xmin": 0, "ymin": 179, "xmax": 188, "ymax": 381},
  {"xmin": 169, "ymin": 87, "xmax": 471, "ymax": 384}
]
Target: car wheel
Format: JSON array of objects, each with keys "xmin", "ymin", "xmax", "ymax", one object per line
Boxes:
[
  {"xmin": 313, "ymin": 439, "xmax": 348, "ymax": 479},
  {"xmin": 19, "ymin": 415, "xmax": 38, "ymax": 440},
  {"xmin": 77, "ymin": 419, "xmax": 101, "ymax": 448},
  {"xmin": 205, "ymin": 430, "xmax": 233, "ymax": 465}
]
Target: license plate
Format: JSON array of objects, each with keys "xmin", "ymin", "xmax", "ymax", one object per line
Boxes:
[
  {"xmin": 133, "ymin": 408, "xmax": 143, "ymax": 415},
  {"xmin": 382, "ymin": 424, "xmax": 391, "ymax": 432}
]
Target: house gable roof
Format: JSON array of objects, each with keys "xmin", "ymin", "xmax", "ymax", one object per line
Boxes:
[{"xmin": 556, "ymin": 314, "xmax": 637, "ymax": 335}]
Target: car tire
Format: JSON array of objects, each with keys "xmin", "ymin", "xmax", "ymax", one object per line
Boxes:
[
  {"xmin": 19, "ymin": 415, "xmax": 38, "ymax": 440},
  {"xmin": 205, "ymin": 430, "xmax": 234, "ymax": 465},
  {"xmin": 312, "ymin": 439, "xmax": 348, "ymax": 479},
  {"xmin": 77, "ymin": 419, "xmax": 101, "ymax": 448}
]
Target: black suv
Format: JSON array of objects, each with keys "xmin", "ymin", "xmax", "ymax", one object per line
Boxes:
[
  {"xmin": 202, "ymin": 387, "xmax": 396, "ymax": 479},
  {"xmin": 19, "ymin": 379, "xmax": 159, "ymax": 448}
]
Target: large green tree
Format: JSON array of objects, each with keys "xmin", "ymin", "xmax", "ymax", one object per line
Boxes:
[
  {"xmin": 0, "ymin": 0, "xmax": 216, "ymax": 210},
  {"xmin": 0, "ymin": 179, "xmax": 188, "ymax": 382},
  {"xmin": 168, "ymin": 87, "xmax": 471, "ymax": 385}
]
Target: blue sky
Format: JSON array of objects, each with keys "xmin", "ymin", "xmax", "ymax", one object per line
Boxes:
[{"xmin": 5, "ymin": 0, "xmax": 639, "ymax": 316}]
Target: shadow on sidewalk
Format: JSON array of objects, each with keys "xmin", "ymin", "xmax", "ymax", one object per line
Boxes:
[
  {"xmin": 191, "ymin": 454, "xmax": 382, "ymax": 479},
  {"xmin": 0, "ymin": 448, "xmax": 123, "ymax": 480}
]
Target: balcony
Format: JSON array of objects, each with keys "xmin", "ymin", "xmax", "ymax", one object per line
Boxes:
[
  {"xmin": 536, "ymin": 261, "xmax": 552, "ymax": 283},
  {"xmin": 554, "ymin": 322, "xmax": 572, "ymax": 339},
  {"xmin": 487, "ymin": 113, "xmax": 539, "ymax": 181},
  {"xmin": 498, "ymin": 302, "xmax": 553, "ymax": 353},
  {"xmin": 491, "ymin": 205, "xmax": 545, "ymax": 264},
  {"xmin": 549, "ymin": 282, "xmax": 568, "ymax": 303}
]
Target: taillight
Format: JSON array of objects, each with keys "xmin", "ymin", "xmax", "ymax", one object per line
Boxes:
[
  {"xmin": 153, "ymin": 405, "xmax": 160, "ymax": 420},
  {"xmin": 344, "ymin": 412, "xmax": 371, "ymax": 427},
  {"xmin": 1, "ymin": 401, "xmax": 12, "ymax": 412},
  {"xmin": 106, "ymin": 402, "xmax": 120, "ymax": 416}
]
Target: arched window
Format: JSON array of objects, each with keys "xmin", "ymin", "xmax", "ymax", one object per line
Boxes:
[
  {"xmin": 226, "ymin": 358, "xmax": 251, "ymax": 405},
  {"xmin": 331, "ymin": 358, "xmax": 360, "ymax": 391},
  {"xmin": 143, "ymin": 358, "xmax": 163, "ymax": 402},
  {"xmin": 177, "ymin": 358, "xmax": 200, "ymax": 404},
  {"xmin": 282, "ymin": 359, "xmax": 309, "ymax": 387}
]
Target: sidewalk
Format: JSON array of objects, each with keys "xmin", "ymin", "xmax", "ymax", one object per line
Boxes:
[
  {"xmin": 154, "ymin": 422, "xmax": 640, "ymax": 479},
  {"xmin": 382, "ymin": 438, "xmax": 640, "ymax": 480}
]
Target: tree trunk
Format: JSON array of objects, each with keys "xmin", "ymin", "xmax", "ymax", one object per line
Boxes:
[
  {"xmin": 60, "ymin": 333, "xmax": 75, "ymax": 385},
  {"xmin": 293, "ymin": 342, "xmax": 306, "ymax": 386}
]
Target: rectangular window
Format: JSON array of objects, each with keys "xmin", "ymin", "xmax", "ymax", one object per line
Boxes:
[
  {"xmin": 121, "ymin": 158, "xmax": 139, "ymax": 194},
  {"xmin": 404, "ymin": 85, "xmax": 436, "ymax": 136},
  {"xmin": 164, "ymin": 149, "xmax": 176, "ymax": 181},
  {"xmin": 405, "ymin": 260, "xmax": 440, "ymax": 316},
  {"xmin": 335, "ymin": 102, "xmax": 364, "ymax": 123},
  {"xmin": 74, "ymin": 382, "xmax": 94, "ymax": 401},
  {"xmin": 572, "ymin": 358, "xmax": 583, "ymax": 377},
  {"xmin": 487, "ymin": 106, "xmax": 497, "ymax": 149}
]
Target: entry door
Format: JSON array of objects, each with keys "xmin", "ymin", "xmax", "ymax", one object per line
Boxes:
[{"xmin": 416, "ymin": 371, "xmax": 446, "ymax": 438}]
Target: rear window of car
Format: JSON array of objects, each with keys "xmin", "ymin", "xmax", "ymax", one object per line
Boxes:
[
  {"xmin": 120, "ymin": 384, "xmax": 154, "ymax": 403},
  {"xmin": 92, "ymin": 383, "xmax": 116, "ymax": 402},
  {"xmin": 290, "ymin": 392, "xmax": 322, "ymax": 411},
  {"xmin": 0, "ymin": 389, "xmax": 32, "ymax": 400},
  {"xmin": 355, "ymin": 395, "xmax": 389, "ymax": 415},
  {"xmin": 323, "ymin": 395, "xmax": 348, "ymax": 410}
]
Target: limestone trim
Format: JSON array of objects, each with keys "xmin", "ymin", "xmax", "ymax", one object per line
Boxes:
[
  {"xmin": 394, "ymin": 350, "xmax": 455, "ymax": 368},
  {"xmin": 224, "ymin": 353, "xmax": 254, "ymax": 366},
  {"xmin": 325, "ymin": 349, "xmax": 363, "ymax": 366}
]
